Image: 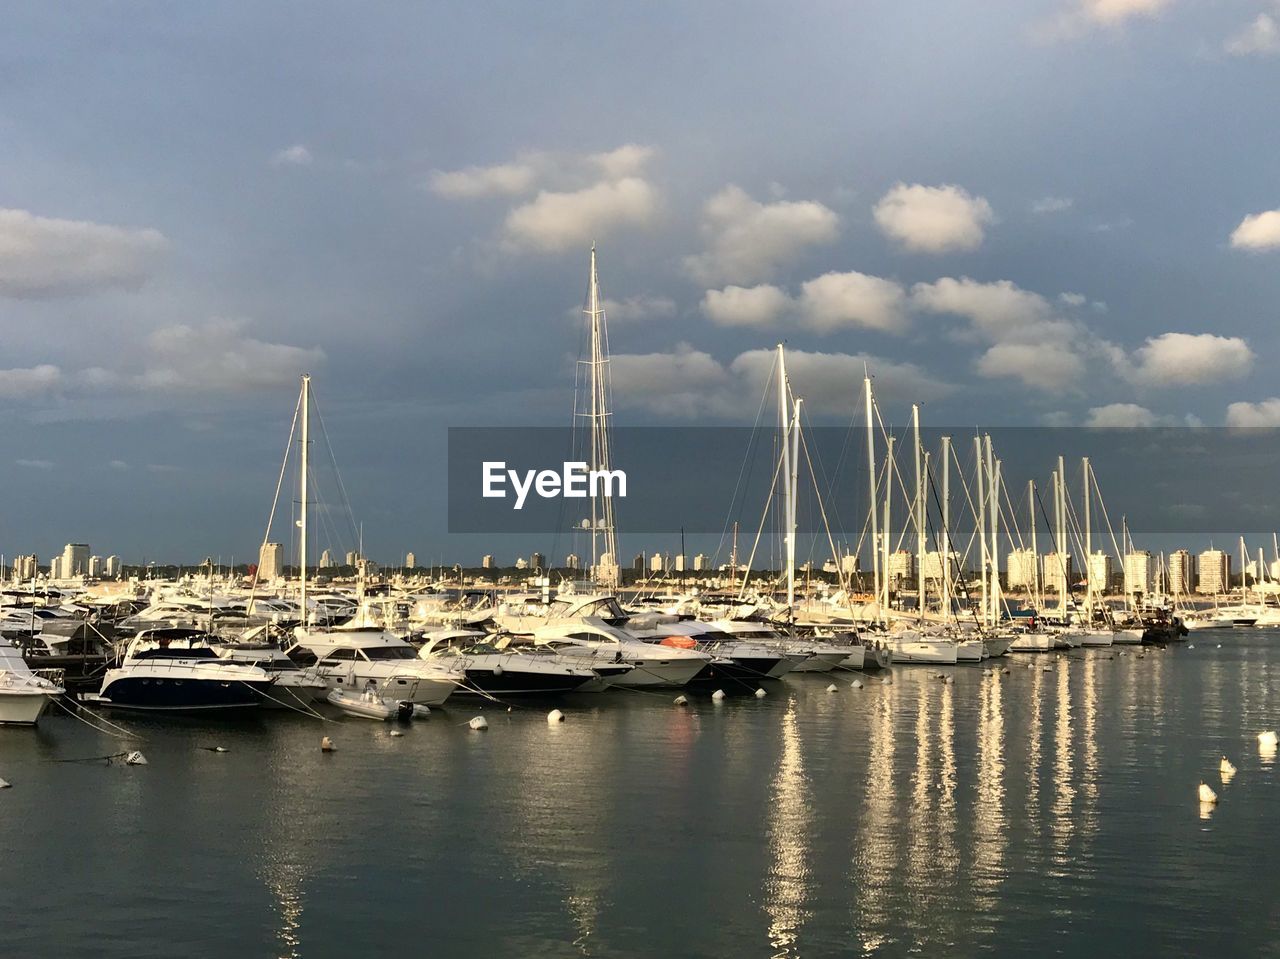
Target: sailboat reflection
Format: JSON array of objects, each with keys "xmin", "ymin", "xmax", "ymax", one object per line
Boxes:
[
  {"xmin": 853, "ymin": 688, "xmax": 897, "ymax": 952},
  {"xmin": 1051, "ymin": 664, "xmax": 1076, "ymax": 860},
  {"xmin": 765, "ymin": 700, "xmax": 812, "ymax": 957},
  {"xmin": 972, "ymin": 669, "xmax": 1007, "ymax": 915}
]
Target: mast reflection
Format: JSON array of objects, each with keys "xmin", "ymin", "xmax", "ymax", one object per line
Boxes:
[{"xmin": 765, "ymin": 700, "xmax": 812, "ymax": 958}]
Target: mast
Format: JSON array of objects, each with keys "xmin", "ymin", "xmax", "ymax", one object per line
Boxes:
[
  {"xmin": 864, "ymin": 375, "xmax": 882, "ymax": 625},
  {"xmin": 988, "ymin": 438, "xmax": 1000, "ymax": 626},
  {"xmin": 1056, "ymin": 456, "xmax": 1067, "ymax": 617},
  {"xmin": 912, "ymin": 405, "xmax": 925, "ymax": 619},
  {"xmin": 975, "ymin": 435, "xmax": 988, "ymax": 627},
  {"xmin": 777, "ymin": 345, "xmax": 796, "ymax": 608},
  {"xmin": 1083, "ymin": 457, "xmax": 1093, "ymax": 620},
  {"xmin": 300, "ymin": 373, "xmax": 310, "ymax": 626},
  {"xmin": 583, "ymin": 246, "xmax": 618, "ymax": 589},
  {"xmin": 1028, "ymin": 479, "xmax": 1038, "ymax": 610},
  {"xmin": 941, "ymin": 436, "xmax": 951, "ymax": 621},
  {"xmin": 883, "ymin": 436, "xmax": 894, "ymax": 617}
]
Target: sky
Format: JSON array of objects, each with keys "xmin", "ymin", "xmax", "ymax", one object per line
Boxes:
[{"xmin": 2, "ymin": 0, "xmax": 1280, "ymax": 566}]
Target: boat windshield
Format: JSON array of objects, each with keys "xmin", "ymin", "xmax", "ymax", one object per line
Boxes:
[{"xmin": 360, "ymin": 646, "xmax": 417, "ymax": 661}]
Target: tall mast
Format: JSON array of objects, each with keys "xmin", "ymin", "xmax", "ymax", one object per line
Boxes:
[
  {"xmin": 912, "ymin": 405, "xmax": 925, "ymax": 618},
  {"xmin": 864, "ymin": 375, "xmax": 882, "ymax": 625},
  {"xmin": 883, "ymin": 436, "xmax": 894, "ymax": 617},
  {"xmin": 1056, "ymin": 455, "xmax": 1067, "ymax": 617},
  {"xmin": 300, "ymin": 373, "xmax": 310, "ymax": 625},
  {"xmin": 988, "ymin": 439, "xmax": 1000, "ymax": 625},
  {"xmin": 941, "ymin": 436, "xmax": 951, "ymax": 621},
  {"xmin": 583, "ymin": 245, "xmax": 618, "ymax": 588},
  {"xmin": 975, "ymin": 435, "xmax": 988, "ymax": 627},
  {"xmin": 1083, "ymin": 457, "xmax": 1093, "ymax": 619},
  {"xmin": 1028, "ymin": 479, "xmax": 1038, "ymax": 609},
  {"xmin": 777, "ymin": 345, "xmax": 795, "ymax": 608}
]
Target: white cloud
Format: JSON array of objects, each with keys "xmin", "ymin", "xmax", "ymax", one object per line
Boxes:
[
  {"xmin": 684, "ymin": 186, "xmax": 839, "ymax": 285},
  {"xmin": 1225, "ymin": 13, "xmax": 1280, "ymax": 56},
  {"xmin": 0, "ymin": 208, "xmax": 168, "ymax": 298},
  {"xmin": 1226, "ymin": 397, "xmax": 1280, "ymax": 427},
  {"xmin": 701, "ymin": 285, "xmax": 791, "ymax": 328},
  {"xmin": 911, "ymin": 276, "xmax": 1055, "ymax": 341},
  {"xmin": 588, "ymin": 144, "xmax": 655, "ymax": 179},
  {"xmin": 1229, "ymin": 209, "xmax": 1280, "ymax": 251},
  {"xmin": 600, "ymin": 295, "xmax": 677, "ymax": 323},
  {"xmin": 873, "ymin": 183, "xmax": 993, "ymax": 254},
  {"xmin": 429, "ymin": 160, "xmax": 538, "ymax": 198},
  {"xmin": 15, "ymin": 458, "xmax": 54, "ymax": 470},
  {"xmin": 796, "ymin": 271, "xmax": 908, "ymax": 333},
  {"xmin": 0, "ymin": 364, "xmax": 63, "ymax": 399},
  {"xmin": 138, "ymin": 318, "xmax": 326, "ymax": 392},
  {"xmin": 109, "ymin": 459, "xmax": 129, "ymax": 470},
  {"xmin": 608, "ymin": 343, "xmax": 731, "ymax": 418},
  {"xmin": 271, "ymin": 144, "xmax": 313, "ymax": 167},
  {"xmin": 501, "ymin": 177, "xmax": 658, "ymax": 252},
  {"xmin": 1085, "ymin": 403, "xmax": 1157, "ymax": 427},
  {"xmin": 1059, "ymin": 291, "xmax": 1087, "ymax": 306},
  {"xmin": 1032, "ymin": 196, "xmax": 1074, "ymax": 214},
  {"xmin": 1130, "ymin": 332, "xmax": 1254, "ymax": 385},
  {"xmin": 1036, "ymin": 0, "xmax": 1174, "ymax": 40},
  {"xmin": 976, "ymin": 342, "xmax": 1085, "ymax": 391}
]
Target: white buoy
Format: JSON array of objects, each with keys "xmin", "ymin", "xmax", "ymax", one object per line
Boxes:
[
  {"xmin": 125, "ymin": 751, "xmax": 148, "ymax": 766},
  {"xmin": 321, "ymin": 736, "xmax": 336, "ymax": 752},
  {"xmin": 881, "ymin": 676, "xmax": 893, "ymax": 686},
  {"xmin": 754, "ymin": 688, "xmax": 768, "ymax": 699},
  {"xmin": 493, "ymin": 663, "xmax": 503, "ymax": 675},
  {"xmin": 944, "ymin": 675, "xmax": 954, "ymax": 685},
  {"xmin": 1042, "ymin": 664, "xmax": 1053, "ymax": 672},
  {"xmin": 851, "ymin": 679, "xmax": 864, "ymax": 689},
  {"xmin": 1220, "ymin": 756, "xmax": 1237, "ymax": 779},
  {"xmin": 413, "ymin": 705, "xmax": 431, "ymax": 719},
  {"xmin": 711, "ymin": 689, "xmax": 727, "ymax": 701},
  {"xmin": 1001, "ymin": 667, "xmax": 1011, "ymax": 675},
  {"xmin": 547, "ymin": 709, "xmax": 565, "ymax": 724},
  {"xmin": 1258, "ymin": 730, "xmax": 1278, "ymax": 748},
  {"xmin": 468, "ymin": 716, "xmax": 489, "ymax": 731},
  {"xmin": 1188, "ymin": 644, "xmax": 1195, "ymax": 649},
  {"xmin": 389, "ymin": 729, "xmax": 405, "ymax": 738},
  {"xmin": 1198, "ymin": 782, "xmax": 1217, "ymax": 804},
  {"xmin": 673, "ymin": 695, "xmax": 688, "ymax": 705},
  {"xmin": 0, "ymin": 778, "xmax": 10, "ymax": 789},
  {"xmin": 1217, "ymin": 644, "xmax": 1222, "ymax": 649},
  {"xmin": 826, "ymin": 683, "xmax": 838, "ymax": 693}
]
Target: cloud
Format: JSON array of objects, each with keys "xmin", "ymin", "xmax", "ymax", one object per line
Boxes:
[
  {"xmin": 1032, "ymin": 196, "xmax": 1074, "ymax": 214},
  {"xmin": 271, "ymin": 144, "xmax": 313, "ymax": 166},
  {"xmin": 137, "ymin": 318, "xmax": 326, "ymax": 392},
  {"xmin": 1059, "ymin": 291, "xmax": 1087, "ymax": 306},
  {"xmin": 598, "ymin": 295, "xmax": 677, "ymax": 323},
  {"xmin": 588, "ymin": 144, "xmax": 655, "ymax": 180},
  {"xmin": 109, "ymin": 459, "xmax": 129, "ymax": 470},
  {"xmin": 0, "ymin": 208, "xmax": 168, "ymax": 298},
  {"xmin": 607, "ymin": 344, "xmax": 951, "ymax": 419},
  {"xmin": 1226, "ymin": 397, "xmax": 1280, "ymax": 427},
  {"xmin": 701, "ymin": 271, "xmax": 909, "ymax": 334},
  {"xmin": 701, "ymin": 284, "xmax": 791, "ymax": 328},
  {"xmin": 1229, "ymin": 209, "xmax": 1280, "ymax": 251},
  {"xmin": 684, "ymin": 186, "xmax": 839, "ymax": 284},
  {"xmin": 429, "ymin": 160, "xmax": 538, "ymax": 198},
  {"xmin": 15, "ymin": 458, "xmax": 54, "ymax": 470},
  {"xmin": 976, "ymin": 341, "xmax": 1085, "ymax": 391},
  {"xmin": 0, "ymin": 364, "xmax": 63, "ymax": 399},
  {"xmin": 1225, "ymin": 13, "xmax": 1280, "ymax": 56},
  {"xmin": 911, "ymin": 276, "xmax": 1055, "ymax": 341},
  {"xmin": 1130, "ymin": 332, "xmax": 1254, "ymax": 385},
  {"xmin": 1085, "ymin": 403, "xmax": 1157, "ymax": 427},
  {"xmin": 872, "ymin": 183, "xmax": 993, "ymax": 253},
  {"xmin": 501, "ymin": 177, "xmax": 658, "ymax": 252},
  {"xmin": 795, "ymin": 271, "xmax": 909, "ymax": 333},
  {"xmin": 1037, "ymin": 0, "xmax": 1175, "ymax": 39}
]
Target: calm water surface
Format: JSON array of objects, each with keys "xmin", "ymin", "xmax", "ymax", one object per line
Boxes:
[{"xmin": 4, "ymin": 628, "xmax": 1280, "ymax": 958}]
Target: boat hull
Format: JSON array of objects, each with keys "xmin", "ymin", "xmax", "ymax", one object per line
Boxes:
[
  {"xmin": 94, "ymin": 676, "xmax": 273, "ymax": 712},
  {"xmin": 0, "ymin": 690, "xmax": 57, "ymax": 724},
  {"xmin": 889, "ymin": 640, "xmax": 958, "ymax": 665}
]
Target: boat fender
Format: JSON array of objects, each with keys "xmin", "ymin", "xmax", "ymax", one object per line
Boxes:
[
  {"xmin": 547, "ymin": 709, "xmax": 565, "ymax": 724},
  {"xmin": 469, "ymin": 716, "xmax": 489, "ymax": 731},
  {"xmin": 493, "ymin": 664, "xmax": 503, "ymax": 676}
]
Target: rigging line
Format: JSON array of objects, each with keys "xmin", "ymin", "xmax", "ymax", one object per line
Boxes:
[
  {"xmin": 248, "ymin": 384, "xmax": 302, "ymax": 612},
  {"xmin": 308, "ymin": 393, "xmax": 362, "ymax": 551},
  {"xmin": 736, "ymin": 432, "xmax": 788, "ymax": 601},
  {"xmin": 711, "ymin": 350, "xmax": 778, "ymax": 570},
  {"xmin": 798, "ymin": 422, "xmax": 854, "ymax": 614}
]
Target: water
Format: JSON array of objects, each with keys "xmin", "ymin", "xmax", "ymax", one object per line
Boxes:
[{"xmin": 4, "ymin": 629, "xmax": 1280, "ymax": 958}]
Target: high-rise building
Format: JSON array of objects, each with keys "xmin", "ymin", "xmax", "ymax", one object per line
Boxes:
[
  {"xmin": 89, "ymin": 555, "xmax": 102, "ymax": 577},
  {"xmin": 530, "ymin": 552, "xmax": 544, "ymax": 571},
  {"xmin": 319, "ymin": 549, "xmax": 334, "ymax": 568},
  {"xmin": 594, "ymin": 552, "xmax": 619, "ymax": 584},
  {"xmin": 633, "ymin": 554, "xmax": 645, "ymax": 572},
  {"xmin": 649, "ymin": 553, "xmax": 664, "ymax": 572},
  {"xmin": 1198, "ymin": 549, "xmax": 1230, "ymax": 594},
  {"xmin": 565, "ymin": 554, "xmax": 580, "ymax": 570},
  {"xmin": 1168, "ymin": 549, "xmax": 1195, "ymax": 595},
  {"xmin": 61, "ymin": 543, "xmax": 90, "ymax": 577},
  {"xmin": 888, "ymin": 549, "xmax": 914, "ymax": 584},
  {"xmin": 1042, "ymin": 553, "xmax": 1073, "ymax": 595},
  {"xmin": 1087, "ymin": 551, "xmax": 1113, "ymax": 593},
  {"xmin": 345, "ymin": 551, "xmax": 360, "ymax": 567},
  {"xmin": 1006, "ymin": 549, "xmax": 1038, "ymax": 589},
  {"xmin": 920, "ymin": 550, "xmax": 957, "ymax": 583},
  {"xmin": 674, "ymin": 554, "xmax": 685, "ymax": 572},
  {"xmin": 259, "ymin": 542, "xmax": 284, "ymax": 581},
  {"xmin": 105, "ymin": 555, "xmax": 120, "ymax": 578},
  {"xmin": 693, "ymin": 553, "xmax": 707, "ymax": 571},
  {"xmin": 405, "ymin": 552, "xmax": 416, "ymax": 569},
  {"xmin": 481, "ymin": 554, "xmax": 494, "ymax": 569},
  {"xmin": 1124, "ymin": 550, "xmax": 1152, "ymax": 596},
  {"xmin": 14, "ymin": 554, "xmax": 38, "ymax": 580},
  {"xmin": 49, "ymin": 555, "xmax": 63, "ymax": 579}
]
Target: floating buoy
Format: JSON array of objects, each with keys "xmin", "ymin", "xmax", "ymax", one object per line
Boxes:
[
  {"xmin": 413, "ymin": 705, "xmax": 431, "ymax": 719},
  {"xmin": 1216, "ymin": 644, "xmax": 1222, "ymax": 649},
  {"xmin": 389, "ymin": 729, "xmax": 405, "ymax": 738},
  {"xmin": 711, "ymin": 689, "xmax": 726, "ymax": 701},
  {"xmin": 1118, "ymin": 651, "xmax": 1127, "ymax": 657},
  {"xmin": 944, "ymin": 676, "xmax": 954, "ymax": 685},
  {"xmin": 1001, "ymin": 667, "xmax": 1011, "ymax": 675},
  {"xmin": 754, "ymin": 688, "xmax": 767, "ymax": 699},
  {"xmin": 1042, "ymin": 664, "xmax": 1053, "ymax": 672},
  {"xmin": 321, "ymin": 736, "xmax": 336, "ymax": 752},
  {"xmin": 881, "ymin": 676, "xmax": 893, "ymax": 686},
  {"xmin": 547, "ymin": 709, "xmax": 565, "ymax": 724},
  {"xmin": 1220, "ymin": 756, "xmax": 1237, "ymax": 780},
  {"xmin": 1188, "ymin": 644, "xmax": 1195, "ymax": 650},
  {"xmin": 468, "ymin": 716, "xmax": 489, "ymax": 731},
  {"xmin": 125, "ymin": 751, "xmax": 148, "ymax": 766},
  {"xmin": 826, "ymin": 683, "xmax": 838, "ymax": 693},
  {"xmin": 0, "ymin": 778, "xmax": 10, "ymax": 789},
  {"xmin": 673, "ymin": 695, "xmax": 688, "ymax": 705},
  {"xmin": 199, "ymin": 746, "xmax": 229, "ymax": 753},
  {"xmin": 851, "ymin": 679, "xmax": 864, "ymax": 689},
  {"xmin": 1259, "ymin": 730, "xmax": 1278, "ymax": 748},
  {"xmin": 1198, "ymin": 782, "xmax": 1217, "ymax": 804}
]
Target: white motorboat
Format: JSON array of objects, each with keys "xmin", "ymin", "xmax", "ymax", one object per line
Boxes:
[
  {"xmin": 93, "ymin": 631, "xmax": 275, "ymax": 713},
  {"xmin": 327, "ymin": 684, "xmax": 399, "ymax": 721},
  {"xmin": 214, "ymin": 631, "xmax": 331, "ymax": 706},
  {"xmin": 529, "ymin": 620, "xmax": 711, "ymax": 687},
  {"xmin": 289, "ymin": 627, "xmax": 462, "ymax": 706},
  {"xmin": 418, "ymin": 630, "xmax": 598, "ymax": 695},
  {"xmin": 1008, "ymin": 631, "xmax": 1055, "ymax": 653},
  {"xmin": 887, "ymin": 632, "xmax": 959, "ymax": 665},
  {"xmin": 0, "ymin": 640, "xmax": 64, "ymax": 725}
]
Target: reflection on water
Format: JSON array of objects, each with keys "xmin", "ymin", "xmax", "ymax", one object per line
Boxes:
[
  {"xmin": 9, "ymin": 629, "xmax": 1280, "ymax": 958},
  {"xmin": 764, "ymin": 701, "xmax": 812, "ymax": 957}
]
